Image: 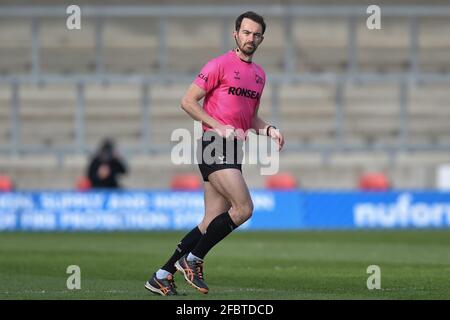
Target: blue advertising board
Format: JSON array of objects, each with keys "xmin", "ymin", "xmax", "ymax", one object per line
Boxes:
[
  {"xmin": 303, "ymin": 191, "xmax": 450, "ymax": 229},
  {"xmin": 0, "ymin": 191, "xmax": 449, "ymax": 230}
]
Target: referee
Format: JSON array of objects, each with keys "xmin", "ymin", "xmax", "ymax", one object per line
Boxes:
[{"xmin": 145, "ymin": 11, "xmax": 285, "ymax": 296}]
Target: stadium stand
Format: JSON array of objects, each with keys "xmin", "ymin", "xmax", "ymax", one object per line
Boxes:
[{"xmin": 0, "ymin": 2, "xmax": 450, "ymax": 190}]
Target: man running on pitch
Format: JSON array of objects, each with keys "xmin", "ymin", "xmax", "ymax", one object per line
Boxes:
[{"xmin": 145, "ymin": 11, "xmax": 285, "ymax": 296}]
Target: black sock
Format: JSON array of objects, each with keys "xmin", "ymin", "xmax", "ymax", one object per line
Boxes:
[
  {"xmin": 161, "ymin": 226, "xmax": 203, "ymax": 274},
  {"xmin": 191, "ymin": 212, "xmax": 238, "ymax": 260}
]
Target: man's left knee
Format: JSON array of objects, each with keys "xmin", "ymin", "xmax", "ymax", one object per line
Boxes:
[{"xmin": 235, "ymin": 201, "xmax": 253, "ymax": 222}]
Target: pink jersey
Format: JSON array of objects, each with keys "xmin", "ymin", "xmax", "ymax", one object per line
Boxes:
[{"xmin": 193, "ymin": 50, "xmax": 266, "ymax": 134}]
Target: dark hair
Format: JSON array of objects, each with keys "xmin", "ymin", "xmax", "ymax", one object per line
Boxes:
[
  {"xmin": 235, "ymin": 11, "xmax": 266, "ymax": 34},
  {"xmin": 99, "ymin": 138, "xmax": 114, "ymax": 159}
]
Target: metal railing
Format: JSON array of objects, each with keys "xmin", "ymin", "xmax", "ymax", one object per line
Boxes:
[{"xmin": 1, "ymin": 5, "xmax": 450, "ymax": 160}]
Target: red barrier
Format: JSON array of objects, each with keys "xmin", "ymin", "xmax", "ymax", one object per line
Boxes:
[
  {"xmin": 0, "ymin": 175, "xmax": 13, "ymax": 192},
  {"xmin": 265, "ymin": 173, "xmax": 297, "ymax": 190},
  {"xmin": 76, "ymin": 176, "xmax": 92, "ymax": 191},
  {"xmin": 358, "ymin": 172, "xmax": 390, "ymax": 191},
  {"xmin": 170, "ymin": 174, "xmax": 202, "ymax": 190}
]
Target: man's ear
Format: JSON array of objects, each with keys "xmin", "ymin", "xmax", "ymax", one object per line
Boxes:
[
  {"xmin": 258, "ymin": 35, "xmax": 264, "ymax": 45},
  {"xmin": 232, "ymin": 30, "xmax": 238, "ymax": 38}
]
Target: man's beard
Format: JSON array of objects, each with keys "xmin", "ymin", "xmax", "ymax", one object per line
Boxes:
[{"xmin": 235, "ymin": 38, "xmax": 256, "ymax": 55}]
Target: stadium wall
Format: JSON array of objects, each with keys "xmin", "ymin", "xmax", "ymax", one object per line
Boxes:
[{"xmin": 1, "ymin": 190, "xmax": 450, "ymax": 231}]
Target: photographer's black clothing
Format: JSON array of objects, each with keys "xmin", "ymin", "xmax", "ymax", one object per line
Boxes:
[{"xmin": 87, "ymin": 156, "xmax": 127, "ymax": 189}]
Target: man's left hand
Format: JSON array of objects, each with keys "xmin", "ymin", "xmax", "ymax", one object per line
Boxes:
[{"xmin": 268, "ymin": 127, "xmax": 285, "ymax": 151}]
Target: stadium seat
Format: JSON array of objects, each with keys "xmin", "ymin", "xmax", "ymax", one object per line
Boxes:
[
  {"xmin": 76, "ymin": 176, "xmax": 92, "ymax": 191},
  {"xmin": 170, "ymin": 174, "xmax": 202, "ymax": 190},
  {"xmin": 358, "ymin": 172, "xmax": 390, "ymax": 191},
  {"xmin": 0, "ymin": 175, "xmax": 14, "ymax": 192},
  {"xmin": 265, "ymin": 173, "xmax": 298, "ymax": 190}
]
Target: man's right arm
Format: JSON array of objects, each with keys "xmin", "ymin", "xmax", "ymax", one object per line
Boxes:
[{"xmin": 180, "ymin": 83, "xmax": 221, "ymax": 130}]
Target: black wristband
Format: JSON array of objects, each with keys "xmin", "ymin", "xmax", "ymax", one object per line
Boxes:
[{"xmin": 266, "ymin": 125, "xmax": 276, "ymax": 136}]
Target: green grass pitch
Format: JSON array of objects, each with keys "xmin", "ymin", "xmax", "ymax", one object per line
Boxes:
[{"xmin": 0, "ymin": 230, "xmax": 449, "ymax": 299}]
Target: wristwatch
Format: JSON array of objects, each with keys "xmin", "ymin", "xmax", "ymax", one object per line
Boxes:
[{"xmin": 266, "ymin": 125, "xmax": 277, "ymax": 136}]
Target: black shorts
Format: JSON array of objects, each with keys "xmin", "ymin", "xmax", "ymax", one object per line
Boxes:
[{"xmin": 197, "ymin": 133, "xmax": 244, "ymax": 182}]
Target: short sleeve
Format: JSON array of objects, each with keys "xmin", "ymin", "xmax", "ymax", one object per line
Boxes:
[{"xmin": 193, "ymin": 60, "xmax": 221, "ymax": 93}]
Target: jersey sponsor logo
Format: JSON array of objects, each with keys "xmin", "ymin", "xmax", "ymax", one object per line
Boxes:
[
  {"xmin": 197, "ymin": 73, "xmax": 208, "ymax": 82},
  {"xmin": 255, "ymin": 74, "xmax": 264, "ymax": 85},
  {"xmin": 228, "ymin": 86, "xmax": 261, "ymax": 100}
]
